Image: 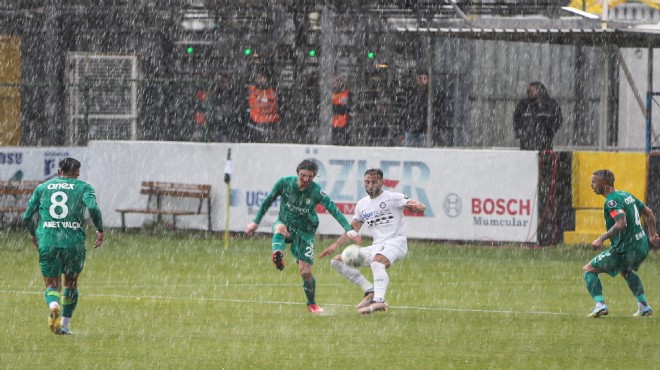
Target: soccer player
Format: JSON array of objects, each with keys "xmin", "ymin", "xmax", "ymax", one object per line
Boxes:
[
  {"xmin": 244, "ymin": 159, "xmax": 360, "ymax": 313},
  {"xmin": 584, "ymin": 169, "xmax": 659, "ymax": 318},
  {"xmin": 319, "ymin": 168, "xmax": 426, "ymax": 314},
  {"xmin": 23, "ymin": 157, "xmax": 104, "ymax": 334}
]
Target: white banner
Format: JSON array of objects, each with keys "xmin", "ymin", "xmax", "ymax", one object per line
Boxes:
[
  {"xmin": 3, "ymin": 142, "xmax": 539, "ymax": 242},
  {"xmin": 0, "ymin": 147, "xmax": 88, "ymax": 181}
]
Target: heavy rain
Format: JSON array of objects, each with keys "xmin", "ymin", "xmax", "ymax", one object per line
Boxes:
[{"xmin": 2, "ymin": 1, "xmax": 660, "ymax": 369}]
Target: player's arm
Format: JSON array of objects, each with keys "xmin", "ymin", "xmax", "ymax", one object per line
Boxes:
[
  {"xmin": 592, "ymin": 213, "xmax": 627, "ymax": 249},
  {"xmin": 83, "ymin": 185, "xmax": 105, "ymax": 248},
  {"xmin": 22, "ymin": 186, "xmax": 42, "ymax": 248},
  {"xmin": 319, "ymin": 219, "xmax": 363, "ymax": 259},
  {"xmin": 641, "ymin": 206, "xmax": 660, "ymax": 248},
  {"xmin": 405, "ymin": 199, "xmax": 426, "ymax": 214},
  {"xmin": 245, "ymin": 178, "xmax": 282, "ymax": 235}
]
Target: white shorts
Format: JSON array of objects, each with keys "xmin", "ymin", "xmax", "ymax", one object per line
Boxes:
[{"xmin": 360, "ymin": 236, "xmax": 407, "ymax": 266}]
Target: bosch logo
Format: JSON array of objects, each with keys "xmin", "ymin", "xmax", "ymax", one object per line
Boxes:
[{"xmin": 443, "ymin": 193, "xmax": 462, "ymax": 218}]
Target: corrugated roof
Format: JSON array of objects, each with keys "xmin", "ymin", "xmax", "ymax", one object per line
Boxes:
[{"xmin": 394, "ymin": 26, "xmax": 660, "ymax": 48}]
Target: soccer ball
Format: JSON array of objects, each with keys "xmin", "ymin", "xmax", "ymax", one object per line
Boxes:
[{"xmin": 341, "ymin": 244, "xmax": 368, "ymax": 267}]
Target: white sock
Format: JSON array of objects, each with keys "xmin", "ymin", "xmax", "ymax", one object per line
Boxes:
[
  {"xmin": 370, "ymin": 261, "xmax": 389, "ymax": 303},
  {"xmin": 62, "ymin": 317, "xmax": 71, "ymax": 329},
  {"xmin": 330, "ymin": 259, "xmax": 374, "ymax": 293},
  {"xmin": 49, "ymin": 301, "xmax": 60, "ymax": 310},
  {"xmin": 596, "ymin": 301, "xmax": 606, "ymax": 309}
]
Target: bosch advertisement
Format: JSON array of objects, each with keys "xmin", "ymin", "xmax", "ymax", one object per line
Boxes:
[{"xmin": 5, "ymin": 142, "xmax": 539, "ymax": 242}]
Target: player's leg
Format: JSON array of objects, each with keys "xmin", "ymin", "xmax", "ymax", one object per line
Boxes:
[
  {"xmin": 625, "ymin": 247, "xmax": 652, "ymax": 316},
  {"xmin": 271, "ymin": 220, "xmax": 289, "ymax": 270},
  {"xmin": 583, "ymin": 250, "xmax": 614, "ymax": 318},
  {"xmin": 40, "ymin": 246, "xmax": 64, "ymax": 334},
  {"xmin": 330, "ymin": 254, "xmax": 374, "ymax": 308},
  {"xmin": 292, "ymin": 231, "xmax": 323, "ymax": 313},
  {"xmin": 359, "ymin": 239, "xmax": 407, "ymax": 314},
  {"xmin": 60, "ymin": 245, "xmax": 85, "ymax": 334}
]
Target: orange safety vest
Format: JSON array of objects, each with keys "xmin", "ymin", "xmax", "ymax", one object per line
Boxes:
[
  {"xmin": 331, "ymin": 90, "xmax": 350, "ymax": 128},
  {"xmin": 248, "ymin": 85, "xmax": 280, "ymax": 125}
]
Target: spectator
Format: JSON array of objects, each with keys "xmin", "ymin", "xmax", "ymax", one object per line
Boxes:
[
  {"xmin": 209, "ymin": 74, "xmax": 239, "ymax": 142},
  {"xmin": 246, "ymin": 71, "xmax": 280, "ymax": 143},
  {"xmin": 401, "ymin": 72, "xmax": 437, "ymax": 147},
  {"xmin": 513, "ymin": 81, "xmax": 562, "ymax": 151},
  {"xmin": 330, "ymin": 74, "xmax": 352, "ymax": 146}
]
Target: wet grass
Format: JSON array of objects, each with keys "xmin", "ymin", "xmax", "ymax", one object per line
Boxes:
[{"xmin": 2, "ymin": 228, "xmax": 660, "ymax": 369}]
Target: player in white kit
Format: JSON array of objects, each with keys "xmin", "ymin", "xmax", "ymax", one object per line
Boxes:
[{"xmin": 319, "ymin": 168, "xmax": 426, "ymax": 314}]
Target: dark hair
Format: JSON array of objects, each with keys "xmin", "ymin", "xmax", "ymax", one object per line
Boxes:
[
  {"xmin": 593, "ymin": 169, "xmax": 615, "ymax": 186},
  {"xmin": 364, "ymin": 168, "xmax": 383, "ymax": 178},
  {"xmin": 296, "ymin": 159, "xmax": 318, "ymax": 175},
  {"xmin": 59, "ymin": 157, "xmax": 81, "ymax": 174},
  {"xmin": 529, "ymin": 81, "xmax": 548, "ymax": 97}
]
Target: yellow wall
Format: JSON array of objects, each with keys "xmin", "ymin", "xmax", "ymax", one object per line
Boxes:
[
  {"xmin": 572, "ymin": 151, "xmax": 647, "ymax": 207},
  {"xmin": 0, "ymin": 36, "xmax": 21, "ymax": 146}
]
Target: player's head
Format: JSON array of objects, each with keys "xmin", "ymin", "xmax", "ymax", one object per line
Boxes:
[
  {"xmin": 296, "ymin": 159, "xmax": 318, "ymax": 191},
  {"xmin": 527, "ymin": 81, "xmax": 547, "ymax": 99},
  {"xmin": 58, "ymin": 157, "xmax": 81, "ymax": 177},
  {"xmin": 363, "ymin": 168, "xmax": 384, "ymax": 198},
  {"xmin": 591, "ymin": 169, "xmax": 615, "ymax": 196}
]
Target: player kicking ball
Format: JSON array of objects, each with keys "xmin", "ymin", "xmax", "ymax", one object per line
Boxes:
[
  {"xmin": 245, "ymin": 159, "xmax": 360, "ymax": 313},
  {"xmin": 319, "ymin": 168, "xmax": 426, "ymax": 314}
]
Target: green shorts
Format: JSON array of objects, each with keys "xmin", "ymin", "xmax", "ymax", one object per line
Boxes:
[
  {"xmin": 39, "ymin": 244, "xmax": 86, "ymax": 277},
  {"xmin": 590, "ymin": 243, "xmax": 649, "ymax": 277},
  {"xmin": 273, "ymin": 219, "xmax": 316, "ymax": 265}
]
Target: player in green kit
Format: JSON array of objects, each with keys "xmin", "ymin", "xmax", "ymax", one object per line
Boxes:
[
  {"xmin": 245, "ymin": 159, "xmax": 360, "ymax": 313},
  {"xmin": 584, "ymin": 169, "xmax": 659, "ymax": 318},
  {"xmin": 23, "ymin": 157, "xmax": 104, "ymax": 334}
]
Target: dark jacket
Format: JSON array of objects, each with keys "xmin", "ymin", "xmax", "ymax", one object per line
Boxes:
[
  {"xmin": 403, "ymin": 87, "xmax": 442, "ymax": 134},
  {"xmin": 513, "ymin": 89, "xmax": 562, "ymax": 151}
]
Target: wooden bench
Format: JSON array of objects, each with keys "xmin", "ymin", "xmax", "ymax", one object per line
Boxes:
[
  {"xmin": 0, "ymin": 180, "xmax": 41, "ymax": 226},
  {"xmin": 116, "ymin": 181, "xmax": 212, "ymax": 231}
]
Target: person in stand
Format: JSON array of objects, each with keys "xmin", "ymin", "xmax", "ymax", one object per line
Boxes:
[
  {"xmin": 584, "ymin": 169, "xmax": 659, "ymax": 318},
  {"xmin": 244, "ymin": 159, "xmax": 360, "ymax": 313},
  {"xmin": 330, "ymin": 74, "xmax": 352, "ymax": 146},
  {"xmin": 246, "ymin": 71, "xmax": 280, "ymax": 143},
  {"xmin": 513, "ymin": 81, "xmax": 562, "ymax": 151},
  {"xmin": 319, "ymin": 168, "xmax": 426, "ymax": 314},
  {"xmin": 402, "ymin": 72, "xmax": 429, "ymax": 147},
  {"xmin": 23, "ymin": 157, "xmax": 104, "ymax": 335}
]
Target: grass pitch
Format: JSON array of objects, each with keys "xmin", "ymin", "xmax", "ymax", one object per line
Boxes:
[{"xmin": 2, "ymin": 228, "xmax": 660, "ymax": 369}]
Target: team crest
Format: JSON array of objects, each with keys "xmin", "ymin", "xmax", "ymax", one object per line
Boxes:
[{"xmin": 607, "ymin": 200, "xmax": 618, "ymax": 208}]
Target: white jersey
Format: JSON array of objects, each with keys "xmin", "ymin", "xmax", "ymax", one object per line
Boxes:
[{"xmin": 354, "ymin": 190, "xmax": 409, "ymax": 245}]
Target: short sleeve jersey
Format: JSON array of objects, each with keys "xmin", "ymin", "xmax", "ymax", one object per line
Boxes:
[
  {"xmin": 23, "ymin": 176, "xmax": 102, "ymax": 248},
  {"xmin": 253, "ymin": 176, "xmax": 351, "ymax": 233},
  {"xmin": 603, "ymin": 190, "xmax": 648, "ymax": 253},
  {"xmin": 354, "ymin": 190, "xmax": 409, "ymax": 245}
]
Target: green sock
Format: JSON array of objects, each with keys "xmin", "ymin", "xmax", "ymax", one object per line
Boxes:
[
  {"xmin": 272, "ymin": 233, "xmax": 285, "ymax": 253},
  {"xmin": 303, "ymin": 278, "xmax": 316, "ymax": 305},
  {"xmin": 624, "ymin": 272, "xmax": 645, "ymax": 299},
  {"xmin": 44, "ymin": 288, "xmax": 60, "ymax": 307},
  {"xmin": 62, "ymin": 288, "xmax": 78, "ymax": 318},
  {"xmin": 584, "ymin": 272, "xmax": 604, "ymax": 303}
]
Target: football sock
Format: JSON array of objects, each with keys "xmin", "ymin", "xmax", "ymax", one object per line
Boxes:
[
  {"xmin": 303, "ymin": 277, "xmax": 316, "ymax": 305},
  {"xmin": 624, "ymin": 271, "xmax": 645, "ymax": 298},
  {"xmin": 272, "ymin": 233, "xmax": 285, "ymax": 253},
  {"xmin": 62, "ymin": 288, "xmax": 78, "ymax": 318},
  {"xmin": 62, "ymin": 317, "xmax": 71, "ymax": 329},
  {"xmin": 44, "ymin": 288, "xmax": 61, "ymax": 307},
  {"xmin": 330, "ymin": 259, "xmax": 374, "ymax": 293},
  {"xmin": 370, "ymin": 261, "xmax": 389, "ymax": 303},
  {"xmin": 584, "ymin": 272, "xmax": 604, "ymax": 303}
]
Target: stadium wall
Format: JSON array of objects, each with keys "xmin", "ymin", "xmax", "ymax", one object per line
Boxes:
[{"xmin": 2, "ymin": 142, "xmax": 540, "ymax": 243}]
